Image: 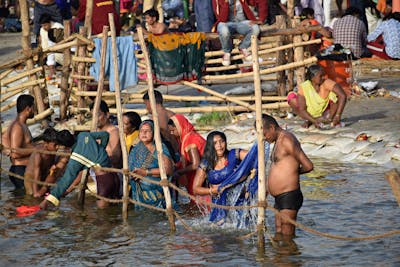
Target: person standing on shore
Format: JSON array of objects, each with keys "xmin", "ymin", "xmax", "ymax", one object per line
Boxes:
[
  {"xmin": 261, "ymin": 114, "xmax": 313, "ymax": 240},
  {"xmin": 2, "ymin": 94, "xmax": 35, "ymax": 190}
]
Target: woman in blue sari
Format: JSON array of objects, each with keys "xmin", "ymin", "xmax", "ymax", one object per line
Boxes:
[
  {"xmin": 193, "ymin": 131, "xmax": 263, "ymax": 226},
  {"xmin": 128, "ymin": 120, "xmax": 174, "ymax": 209}
]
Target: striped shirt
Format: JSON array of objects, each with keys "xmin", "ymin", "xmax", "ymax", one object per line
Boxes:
[{"xmin": 333, "ymin": 15, "xmax": 367, "ymax": 58}]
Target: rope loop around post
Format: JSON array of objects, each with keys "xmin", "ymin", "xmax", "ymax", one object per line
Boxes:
[
  {"xmin": 159, "ymin": 180, "xmax": 169, "ymax": 187},
  {"xmin": 258, "ymin": 200, "xmax": 267, "ymax": 208}
]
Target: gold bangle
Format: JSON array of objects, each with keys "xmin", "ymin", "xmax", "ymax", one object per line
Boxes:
[{"xmin": 146, "ymin": 169, "xmax": 150, "ymax": 176}]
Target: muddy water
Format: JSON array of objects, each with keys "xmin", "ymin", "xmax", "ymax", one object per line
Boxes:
[{"xmin": 0, "ymin": 159, "xmax": 399, "ymax": 266}]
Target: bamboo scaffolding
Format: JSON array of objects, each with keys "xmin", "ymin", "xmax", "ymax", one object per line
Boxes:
[
  {"xmin": 42, "ymin": 40, "xmax": 78, "ymax": 53},
  {"xmin": 0, "ymin": 57, "xmax": 27, "ymax": 70},
  {"xmin": 109, "ymin": 15, "xmax": 131, "ymax": 219},
  {"xmin": 275, "ymin": 15, "xmax": 287, "ymax": 96},
  {"xmin": 1, "ymin": 67, "xmax": 42, "ymax": 86},
  {"xmin": 72, "ymin": 56, "xmax": 97, "ymax": 63},
  {"xmin": 77, "ymin": 26, "xmax": 88, "ymax": 124},
  {"xmin": 205, "ymin": 60, "xmax": 276, "ymax": 72},
  {"xmin": 70, "ymin": 74, "xmax": 95, "ymax": 80},
  {"xmin": 251, "ymin": 35, "xmax": 267, "ymax": 249},
  {"xmin": 138, "ymin": 26, "xmax": 176, "ymax": 230},
  {"xmin": 1, "ymin": 79, "xmax": 45, "ymax": 95},
  {"xmin": 1, "ymin": 86, "xmax": 29, "ymax": 103}
]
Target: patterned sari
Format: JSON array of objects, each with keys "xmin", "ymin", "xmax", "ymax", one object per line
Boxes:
[
  {"xmin": 128, "ymin": 122, "xmax": 174, "ymax": 209},
  {"xmin": 201, "ymin": 142, "xmax": 270, "ymax": 227}
]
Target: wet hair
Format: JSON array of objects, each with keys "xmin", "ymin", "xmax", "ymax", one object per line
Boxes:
[
  {"xmin": 202, "ymin": 131, "xmax": 228, "ymax": 171},
  {"xmin": 56, "ymin": 129, "xmax": 75, "ymax": 147},
  {"xmin": 260, "ymin": 114, "xmax": 279, "ymax": 129},
  {"xmin": 167, "ymin": 118, "xmax": 175, "ymax": 127},
  {"xmin": 89, "ymin": 100, "xmax": 109, "ymax": 113},
  {"xmin": 143, "ymin": 8, "xmax": 159, "ymax": 21},
  {"xmin": 343, "ymin": 6, "xmax": 362, "ymax": 17},
  {"xmin": 16, "ymin": 94, "xmax": 34, "ymax": 113},
  {"xmin": 384, "ymin": 12, "xmax": 400, "ymax": 22},
  {"xmin": 142, "ymin": 90, "xmax": 163, "ymax": 104},
  {"xmin": 300, "ymin": 8, "xmax": 314, "ymax": 19},
  {"xmin": 42, "ymin": 127, "xmax": 58, "ymax": 143},
  {"xmin": 123, "ymin": 111, "xmax": 142, "ymax": 130},
  {"xmin": 39, "ymin": 13, "xmax": 52, "ymax": 24},
  {"xmin": 305, "ymin": 64, "xmax": 323, "ymax": 80}
]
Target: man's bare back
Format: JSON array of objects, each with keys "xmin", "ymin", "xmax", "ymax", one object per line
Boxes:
[{"xmin": 4, "ymin": 119, "xmax": 33, "ymax": 166}]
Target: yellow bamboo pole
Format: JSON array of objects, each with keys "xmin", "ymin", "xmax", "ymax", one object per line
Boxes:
[
  {"xmin": 42, "ymin": 40, "xmax": 78, "ymax": 53},
  {"xmin": 137, "ymin": 26, "xmax": 176, "ymax": 231},
  {"xmin": 60, "ymin": 20, "xmax": 71, "ymax": 120},
  {"xmin": 72, "ymin": 56, "xmax": 97, "ymax": 63},
  {"xmin": 182, "ymin": 81, "xmax": 256, "ymax": 111},
  {"xmin": 1, "ymin": 67, "xmax": 42, "ymax": 86},
  {"xmin": 0, "ymin": 69, "xmax": 13, "ymax": 80},
  {"xmin": 109, "ymin": 14, "xmax": 131, "ymax": 219},
  {"xmin": 0, "ymin": 100, "xmax": 17, "ymax": 112},
  {"xmin": 84, "ymin": 0, "xmax": 93, "ymax": 37},
  {"xmin": 1, "ymin": 78, "xmax": 45, "ymax": 95},
  {"xmin": 252, "ymin": 35, "xmax": 267, "ymax": 249}
]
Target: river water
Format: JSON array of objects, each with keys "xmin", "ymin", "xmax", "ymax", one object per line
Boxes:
[{"xmin": 1, "ymin": 158, "xmax": 399, "ymax": 266}]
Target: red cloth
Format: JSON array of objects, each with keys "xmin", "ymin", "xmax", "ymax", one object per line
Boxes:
[
  {"xmin": 211, "ymin": 0, "xmax": 268, "ymax": 32},
  {"xmin": 171, "ymin": 114, "xmax": 206, "ymax": 196},
  {"xmin": 77, "ymin": 0, "xmax": 121, "ymax": 35},
  {"xmin": 367, "ymin": 34, "xmax": 393, "ymax": 60},
  {"xmin": 16, "ymin": 205, "xmax": 40, "ymax": 217}
]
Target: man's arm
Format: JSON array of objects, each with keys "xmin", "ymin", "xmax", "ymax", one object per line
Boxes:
[
  {"xmin": 292, "ymin": 137, "xmax": 313, "ymax": 174},
  {"xmin": 331, "ymin": 83, "xmax": 347, "ymax": 124},
  {"xmin": 31, "ymin": 153, "xmax": 42, "ymax": 196}
]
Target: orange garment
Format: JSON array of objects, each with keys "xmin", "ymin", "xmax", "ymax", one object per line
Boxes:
[
  {"xmin": 377, "ymin": 0, "xmax": 386, "ymax": 14},
  {"xmin": 170, "ymin": 114, "xmax": 206, "ymax": 197}
]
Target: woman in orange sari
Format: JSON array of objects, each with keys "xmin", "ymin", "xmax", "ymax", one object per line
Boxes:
[{"xmin": 168, "ymin": 114, "xmax": 208, "ymax": 204}]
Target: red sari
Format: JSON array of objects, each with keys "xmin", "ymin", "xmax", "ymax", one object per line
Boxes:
[{"xmin": 170, "ymin": 114, "xmax": 207, "ymax": 199}]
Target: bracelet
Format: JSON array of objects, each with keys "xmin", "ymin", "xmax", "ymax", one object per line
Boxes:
[
  {"xmin": 146, "ymin": 169, "xmax": 150, "ymax": 176},
  {"xmin": 209, "ymin": 187, "xmax": 212, "ymax": 195}
]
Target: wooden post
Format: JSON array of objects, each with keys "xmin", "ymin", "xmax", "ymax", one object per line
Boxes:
[
  {"xmin": 251, "ymin": 35, "xmax": 267, "ymax": 249},
  {"xmin": 286, "ymin": 0, "xmax": 295, "ymax": 91},
  {"xmin": 108, "ymin": 14, "xmax": 131, "ymax": 219},
  {"xmin": 275, "ymin": 15, "xmax": 287, "ymax": 96},
  {"xmin": 77, "ymin": 26, "xmax": 88, "ymax": 124},
  {"xmin": 137, "ymin": 26, "xmax": 176, "ymax": 231},
  {"xmin": 77, "ymin": 26, "xmax": 109, "ymax": 206},
  {"xmin": 19, "ymin": 0, "xmax": 47, "ymax": 124},
  {"xmin": 385, "ymin": 169, "xmax": 400, "ymax": 206},
  {"xmin": 60, "ymin": 20, "xmax": 71, "ymax": 120},
  {"xmin": 84, "ymin": 0, "xmax": 94, "ymax": 38},
  {"xmin": 292, "ymin": 17, "xmax": 305, "ymax": 86}
]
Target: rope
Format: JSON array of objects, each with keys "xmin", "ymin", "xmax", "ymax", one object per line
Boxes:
[{"xmin": 2, "ymin": 152, "xmax": 400, "ymax": 241}]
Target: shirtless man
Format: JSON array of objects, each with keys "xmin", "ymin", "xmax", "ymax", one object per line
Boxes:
[
  {"xmin": 24, "ymin": 127, "xmax": 58, "ymax": 196},
  {"xmin": 142, "ymin": 8, "xmax": 168, "ymax": 34},
  {"xmin": 90, "ymin": 100, "xmax": 122, "ymax": 169},
  {"xmin": 261, "ymin": 114, "xmax": 313, "ymax": 240},
  {"xmin": 142, "ymin": 90, "xmax": 179, "ymax": 156},
  {"xmin": 2, "ymin": 94, "xmax": 35, "ymax": 189}
]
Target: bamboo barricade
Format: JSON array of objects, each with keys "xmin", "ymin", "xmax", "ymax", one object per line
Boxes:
[
  {"xmin": 251, "ymin": 36, "xmax": 267, "ymax": 248},
  {"xmin": 76, "ymin": 26, "xmax": 89, "ymax": 124},
  {"xmin": 108, "ymin": 14, "xmax": 131, "ymax": 219},
  {"xmin": 138, "ymin": 26, "xmax": 176, "ymax": 231}
]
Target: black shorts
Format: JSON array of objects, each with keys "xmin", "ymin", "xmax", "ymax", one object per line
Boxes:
[
  {"xmin": 96, "ymin": 172, "xmax": 121, "ymax": 199},
  {"xmin": 274, "ymin": 188, "xmax": 303, "ymax": 211},
  {"xmin": 9, "ymin": 165, "xmax": 26, "ymax": 189}
]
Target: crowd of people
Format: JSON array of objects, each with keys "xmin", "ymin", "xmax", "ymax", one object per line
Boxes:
[{"xmin": 2, "ymin": 88, "xmax": 316, "ymax": 241}]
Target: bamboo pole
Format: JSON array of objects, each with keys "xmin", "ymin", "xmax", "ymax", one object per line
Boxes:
[
  {"xmin": 78, "ymin": 26, "xmax": 110, "ymax": 206},
  {"xmin": 385, "ymin": 169, "xmax": 400, "ymax": 206},
  {"xmin": 205, "ymin": 43, "xmax": 276, "ymax": 57},
  {"xmin": 73, "ymin": 91, "xmax": 286, "ymax": 102},
  {"xmin": 182, "ymin": 81, "xmax": 256, "ymax": 111},
  {"xmin": 0, "ymin": 57, "xmax": 27, "ymax": 70},
  {"xmin": 0, "ymin": 69, "xmax": 13, "ymax": 80},
  {"xmin": 137, "ymin": 26, "xmax": 176, "ymax": 231},
  {"xmin": 84, "ymin": 0, "xmax": 93, "ymax": 38},
  {"xmin": 1, "ymin": 108, "xmax": 54, "ymax": 134},
  {"xmin": 70, "ymin": 102, "xmax": 289, "ymax": 115},
  {"xmin": 201, "ymin": 75, "xmax": 277, "ymax": 84},
  {"xmin": 0, "ymin": 100, "xmax": 17, "ymax": 112},
  {"xmin": 205, "ymin": 60, "xmax": 276, "ymax": 72},
  {"xmin": 72, "ymin": 56, "xmax": 97, "ymax": 63},
  {"xmin": 275, "ymin": 15, "xmax": 287, "ymax": 96},
  {"xmin": 60, "ymin": 20, "xmax": 71, "ymax": 120},
  {"xmin": 1, "ymin": 86, "xmax": 28, "ymax": 103},
  {"xmin": 1, "ymin": 67, "xmax": 42, "ymax": 86},
  {"xmin": 292, "ymin": 18, "xmax": 305, "ymax": 86},
  {"xmin": 251, "ymin": 35, "xmax": 267, "ymax": 248},
  {"xmin": 109, "ymin": 14, "xmax": 132, "ymax": 219},
  {"xmin": 42, "ymin": 40, "xmax": 78, "ymax": 53},
  {"xmin": 70, "ymin": 74, "xmax": 95, "ymax": 80},
  {"xmin": 77, "ymin": 26, "xmax": 88, "ymax": 124},
  {"xmin": 202, "ymin": 57, "xmax": 317, "ymax": 81},
  {"xmin": 1, "ymin": 78, "xmax": 45, "ymax": 95}
]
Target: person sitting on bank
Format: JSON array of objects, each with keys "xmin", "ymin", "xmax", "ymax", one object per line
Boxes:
[{"xmin": 287, "ymin": 64, "xmax": 347, "ymax": 128}]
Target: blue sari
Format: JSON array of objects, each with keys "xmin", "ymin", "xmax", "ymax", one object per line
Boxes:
[
  {"xmin": 128, "ymin": 141, "xmax": 173, "ymax": 209},
  {"xmin": 202, "ymin": 142, "xmax": 270, "ymax": 226}
]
